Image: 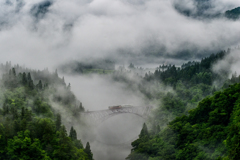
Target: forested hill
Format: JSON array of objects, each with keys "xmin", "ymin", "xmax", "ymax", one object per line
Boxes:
[
  {"xmin": 145, "ymin": 50, "xmax": 228, "ymax": 87},
  {"xmin": 225, "ymin": 7, "xmax": 240, "ymax": 20},
  {"xmin": 127, "ymin": 82, "xmax": 240, "ymax": 160},
  {"xmin": 0, "ymin": 63, "xmax": 93, "ymax": 160},
  {"xmin": 126, "ymin": 49, "xmax": 240, "ymax": 160}
]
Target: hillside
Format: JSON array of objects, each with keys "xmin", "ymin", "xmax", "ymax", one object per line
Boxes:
[
  {"xmin": 0, "ymin": 63, "xmax": 93, "ymax": 160},
  {"xmin": 126, "ymin": 49, "xmax": 240, "ymax": 160},
  {"xmin": 225, "ymin": 7, "xmax": 240, "ymax": 20},
  {"xmin": 127, "ymin": 82, "xmax": 240, "ymax": 160}
]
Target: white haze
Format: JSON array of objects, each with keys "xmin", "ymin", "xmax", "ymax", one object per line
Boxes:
[
  {"xmin": 0, "ymin": 0, "xmax": 240, "ymax": 69},
  {"xmin": 1, "ymin": 0, "xmax": 240, "ymax": 159},
  {"xmin": 64, "ymin": 74, "xmax": 146, "ymax": 111},
  {"xmin": 213, "ymin": 48, "xmax": 240, "ymax": 78}
]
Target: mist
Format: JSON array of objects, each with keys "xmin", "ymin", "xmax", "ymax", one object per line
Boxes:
[
  {"xmin": 58, "ymin": 73, "xmax": 149, "ymax": 160},
  {"xmin": 1, "ymin": 0, "xmax": 240, "ymax": 159},
  {"xmin": 0, "ymin": 0, "xmax": 240, "ymax": 69},
  {"xmin": 213, "ymin": 48, "xmax": 240, "ymax": 78}
]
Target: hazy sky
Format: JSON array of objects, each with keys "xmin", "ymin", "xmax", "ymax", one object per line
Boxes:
[{"xmin": 0, "ymin": 0, "xmax": 240, "ymax": 69}]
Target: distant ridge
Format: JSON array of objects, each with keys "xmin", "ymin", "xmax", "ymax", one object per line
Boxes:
[{"xmin": 225, "ymin": 7, "xmax": 240, "ymax": 20}]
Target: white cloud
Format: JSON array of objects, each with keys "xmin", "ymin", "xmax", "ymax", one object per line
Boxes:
[{"xmin": 0, "ymin": 0, "xmax": 240, "ymax": 69}]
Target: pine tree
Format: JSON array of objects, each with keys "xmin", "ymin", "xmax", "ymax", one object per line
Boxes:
[
  {"xmin": 79, "ymin": 102, "xmax": 85, "ymax": 112},
  {"xmin": 28, "ymin": 79, "xmax": 34, "ymax": 90},
  {"xmin": 27, "ymin": 73, "xmax": 32, "ymax": 82},
  {"xmin": 3, "ymin": 102, "xmax": 9, "ymax": 115},
  {"xmin": 85, "ymin": 142, "xmax": 93, "ymax": 160},
  {"xmin": 62, "ymin": 77, "xmax": 66, "ymax": 85},
  {"xmin": 69, "ymin": 126, "xmax": 77, "ymax": 140},
  {"xmin": 69, "ymin": 126, "xmax": 74, "ymax": 140},
  {"xmin": 12, "ymin": 68, "xmax": 16, "ymax": 77},
  {"xmin": 22, "ymin": 72, "xmax": 27, "ymax": 85},
  {"xmin": 139, "ymin": 123, "xmax": 149, "ymax": 138},
  {"xmin": 37, "ymin": 80, "xmax": 43, "ymax": 90},
  {"xmin": 27, "ymin": 73, "xmax": 34, "ymax": 90},
  {"xmin": 56, "ymin": 113, "xmax": 61, "ymax": 131},
  {"xmin": 67, "ymin": 83, "xmax": 71, "ymax": 90}
]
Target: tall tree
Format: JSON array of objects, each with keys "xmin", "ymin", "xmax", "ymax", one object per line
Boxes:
[
  {"xmin": 79, "ymin": 102, "xmax": 85, "ymax": 112},
  {"xmin": 22, "ymin": 72, "xmax": 27, "ymax": 85},
  {"xmin": 69, "ymin": 126, "xmax": 77, "ymax": 140},
  {"xmin": 37, "ymin": 80, "xmax": 43, "ymax": 90},
  {"xmin": 56, "ymin": 113, "xmax": 61, "ymax": 131},
  {"xmin": 12, "ymin": 68, "xmax": 16, "ymax": 77},
  {"xmin": 85, "ymin": 142, "xmax": 93, "ymax": 160},
  {"xmin": 139, "ymin": 123, "xmax": 149, "ymax": 138}
]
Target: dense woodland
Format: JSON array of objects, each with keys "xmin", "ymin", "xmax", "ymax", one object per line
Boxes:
[
  {"xmin": 1, "ymin": 48, "xmax": 240, "ymax": 160},
  {"xmin": 0, "ymin": 63, "xmax": 92, "ymax": 160},
  {"xmin": 126, "ymin": 49, "xmax": 240, "ymax": 160}
]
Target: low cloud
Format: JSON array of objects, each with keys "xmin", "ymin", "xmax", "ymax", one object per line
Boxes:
[
  {"xmin": 0, "ymin": 0, "xmax": 240, "ymax": 69},
  {"xmin": 64, "ymin": 74, "xmax": 146, "ymax": 111},
  {"xmin": 213, "ymin": 48, "xmax": 240, "ymax": 78}
]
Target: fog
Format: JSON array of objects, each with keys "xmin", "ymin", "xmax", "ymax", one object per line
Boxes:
[
  {"xmin": 213, "ymin": 48, "xmax": 240, "ymax": 78},
  {"xmin": 0, "ymin": 0, "xmax": 240, "ymax": 69},
  {"xmin": 90, "ymin": 114, "xmax": 144, "ymax": 160},
  {"xmin": 1, "ymin": 0, "xmax": 240, "ymax": 159},
  {"xmin": 64, "ymin": 74, "xmax": 146, "ymax": 110},
  {"xmin": 59, "ymin": 73, "xmax": 149, "ymax": 160}
]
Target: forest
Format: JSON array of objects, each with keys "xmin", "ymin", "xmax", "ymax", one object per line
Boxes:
[
  {"xmin": 0, "ymin": 64, "xmax": 92, "ymax": 160},
  {"xmin": 126, "ymin": 49, "xmax": 240, "ymax": 160},
  {"xmin": 1, "ymin": 49, "xmax": 240, "ymax": 160}
]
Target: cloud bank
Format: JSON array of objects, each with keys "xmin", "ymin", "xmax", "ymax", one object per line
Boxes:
[{"xmin": 0, "ymin": 0, "xmax": 240, "ymax": 69}]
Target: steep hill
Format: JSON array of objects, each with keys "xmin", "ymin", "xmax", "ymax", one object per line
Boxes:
[{"xmin": 0, "ymin": 63, "xmax": 93, "ymax": 160}]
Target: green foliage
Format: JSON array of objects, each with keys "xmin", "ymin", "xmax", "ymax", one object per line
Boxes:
[
  {"xmin": 139, "ymin": 123, "xmax": 149, "ymax": 138},
  {"xmin": 85, "ymin": 142, "xmax": 93, "ymax": 160},
  {"xmin": 127, "ymin": 51, "xmax": 240, "ymax": 160},
  {"xmin": 0, "ymin": 64, "xmax": 90, "ymax": 160},
  {"xmin": 148, "ymin": 51, "xmax": 226, "ymax": 87},
  {"xmin": 128, "ymin": 82, "xmax": 240, "ymax": 160},
  {"xmin": 7, "ymin": 130, "xmax": 50, "ymax": 160}
]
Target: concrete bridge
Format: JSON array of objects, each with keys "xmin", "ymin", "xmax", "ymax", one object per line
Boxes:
[{"xmin": 81, "ymin": 105, "xmax": 153, "ymax": 126}]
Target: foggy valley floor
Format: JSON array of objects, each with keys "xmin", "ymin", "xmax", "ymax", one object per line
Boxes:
[{"xmin": 83, "ymin": 114, "xmax": 145, "ymax": 160}]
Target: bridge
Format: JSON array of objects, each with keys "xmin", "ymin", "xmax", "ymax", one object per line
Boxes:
[{"xmin": 81, "ymin": 105, "xmax": 153, "ymax": 126}]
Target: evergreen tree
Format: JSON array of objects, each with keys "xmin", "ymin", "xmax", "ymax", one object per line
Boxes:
[
  {"xmin": 27, "ymin": 72, "xmax": 32, "ymax": 82},
  {"xmin": 37, "ymin": 80, "xmax": 43, "ymax": 90},
  {"xmin": 79, "ymin": 102, "xmax": 85, "ymax": 112},
  {"xmin": 12, "ymin": 68, "xmax": 16, "ymax": 77},
  {"xmin": 139, "ymin": 123, "xmax": 149, "ymax": 138},
  {"xmin": 56, "ymin": 113, "xmax": 61, "ymax": 131},
  {"xmin": 69, "ymin": 126, "xmax": 77, "ymax": 140},
  {"xmin": 85, "ymin": 142, "xmax": 93, "ymax": 160},
  {"xmin": 22, "ymin": 72, "xmax": 27, "ymax": 85},
  {"xmin": 28, "ymin": 79, "xmax": 34, "ymax": 90},
  {"xmin": 67, "ymin": 83, "xmax": 71, "ymax": 90},
  {"xmin": 26, "ymin": 73, "xmax": 34, "ymax": 89}
]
